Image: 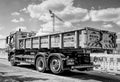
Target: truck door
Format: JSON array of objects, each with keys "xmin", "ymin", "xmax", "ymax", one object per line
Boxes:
[{"xmin": 6, "ymin": 34, "xmax": 16, "ymax": 51}]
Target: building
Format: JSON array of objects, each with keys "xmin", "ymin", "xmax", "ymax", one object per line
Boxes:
[
  {"xmin": 116, "ymin": 39, "xmax": 120, "ymax": 53},
  {"xmin": 0, "ymin": 38, "xmax": 7, "ymax": 58},
  {"xmin": 0, "ymin": 38, "xmax": 6, "ymax": 48}
]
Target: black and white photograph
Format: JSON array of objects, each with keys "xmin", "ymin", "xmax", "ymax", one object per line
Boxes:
[{"xmin": 0, "ymin": 0, "xmax": 120, "ymax": 82}]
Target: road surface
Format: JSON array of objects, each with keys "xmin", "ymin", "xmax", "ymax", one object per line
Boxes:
[{"xmin": 0, "ymin": 58, "xmax": 120, "ymax": 82}]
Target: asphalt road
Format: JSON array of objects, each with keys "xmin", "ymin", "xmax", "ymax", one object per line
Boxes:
[{"xmin": 0, "ymin": 58, "xmax": 120, "ymax": 82}]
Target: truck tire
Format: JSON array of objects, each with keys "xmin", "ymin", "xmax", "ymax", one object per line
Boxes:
[
  {"xmin": 10, "ymin": 55, "xmax": 17, "ymax": 66},
  {"xmin": 50, "ymin": 56, "xmax": 63, "ymax": 74},
  {"xmin": 36, "ymin": 56, "xmax": 46, "ymax": 72}
]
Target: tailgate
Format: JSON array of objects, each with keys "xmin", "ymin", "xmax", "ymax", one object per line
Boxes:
[{"xmin": 86, "ymin": 28, "xmax": 117, "ymax": 49}]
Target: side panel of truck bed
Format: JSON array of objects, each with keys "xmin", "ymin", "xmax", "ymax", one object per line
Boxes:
[
  {"xmin": 18, "ymin": 27, "xmax": 116, "ymax": 50},
  {"xmin": 41, "ymin": 36, "xmax": 49, "ymax": 48},
  {"xmin": 86, "ymin": 28, "xmax": 116, "ymax": 49},
  {"xmin": 87, "ymin": 28, "xmax": 102, "ymax": 49},
  {"xmin": 63, "ymin": 32, "xmax": 75, "ymax": 48},
  {"xmin": 101, "ymin": 31, "xmax": 116, "ymax": 49},
  {"xmin": 32, "ymin": 37, "xmax": 39, "ymax": 48},
  {"xmin": 51, "ymin": 34, "xmax": 60, "ymax": 48}
]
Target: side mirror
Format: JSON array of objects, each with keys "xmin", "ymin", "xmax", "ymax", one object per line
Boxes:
[{"xmin": 6, "ymin": 36, "xmax": 8, "ymax": 44}]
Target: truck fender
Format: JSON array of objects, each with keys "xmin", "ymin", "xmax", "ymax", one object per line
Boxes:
[
  {"xmin": 48, "ymin": 53, "xmax": 65, "ymax": 60},
  {"xmin": 47, "ymin": 53, "xmax": 66, "ymax": 69}
]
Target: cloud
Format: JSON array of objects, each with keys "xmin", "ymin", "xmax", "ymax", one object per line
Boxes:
[
  {"xmin": 117, "ymin": 38, "xmax": 120, "ymax": 43},
  {"xmin": 102, "ymin": 24, "xmax": 113, "ymax": 28},
  {"xmin": 0, "ymin": 28, "xmax": 2, "ymax": 31},
  {"xmin": 19, "ymin": 17, "xmax": 25, "ymax": 22},
  {"xmin": 64, "ymin": 22, "xmax": 73, "ymax": 27},
  {"xmin": 20, "ymin": 8, "xmax": 28, "ymax": 13},
  {"xmin": 23, "ymin": 0, "xmax": 89, "ymax": 34},
  {"xmin": 24, "ymin": 0, "xmax": 89, "ymax": 22},
  {"xmin": 0, "ymin": 35, "xmax": 5, "ymax": 39},
  {"xmin": 36, "ymin": 29, "xmax": 50, "ymax": 36},
  {"xmin": 11, "ymin": 17, "xmax": 25, "ymax": 23},
  {"xmin": 90, "ymin": 8, "xmax": 120, "ymax": 26},
  {"xmin": 116, "ymin": 21, "xmax": 120, "ymax": 26},
  {"xmin": 11, "ymin": 12, "xmax": 20, "ymax": 16},
  {"xmin": 0, "ymin": 38, "xmax": 6, "ymax": 48},
  {"xmin": 14, "ymin": 26, "xmax": 27, "ymax": 31},
  {"xmin": 0, "ymin": 25, "xmax": 3, "ymax": 31},
  {"xmin": 36, "ymin": 21, "xmax": 74, "ymax": 35},
  {"xmin": 39, "ymin": 21, "xmax": 61, "ymax": 33},
  {"xmin": 11, "ymin": 19, "xmax": 19, "ymax": 23},
  {"xmin": 59, "ymin": 7, "xmax": 89, "ymax": 22},
  {"xmin": 117, "ymin": 32, "xmax": 120, "ymax": 35},
  {"xmin": 12, "ymin": 26, "xmax": 27, "ymax": 32},
  {"xmin": 41, "ymin": 21, "xmax": 73, "ymax": 31}
]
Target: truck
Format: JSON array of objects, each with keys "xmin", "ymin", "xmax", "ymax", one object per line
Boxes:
[{"xmin": 6, "ymin": 27, "xmax": 117, "ymax": 74}]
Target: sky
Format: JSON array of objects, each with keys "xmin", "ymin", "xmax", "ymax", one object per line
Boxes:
[{"xmin": 0, "ymin": 0, "xmax": 120, "ymax": 42}]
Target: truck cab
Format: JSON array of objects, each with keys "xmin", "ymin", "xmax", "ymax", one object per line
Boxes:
[{"xmin": 6, "ymin": 29, "xmax": 36, "ymax": 61}]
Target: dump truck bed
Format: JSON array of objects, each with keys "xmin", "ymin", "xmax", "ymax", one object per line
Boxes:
[{"xmin": 19, "ymin": 27, "xmax": 117, "ymax": 50}]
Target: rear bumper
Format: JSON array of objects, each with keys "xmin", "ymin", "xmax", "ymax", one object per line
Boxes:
[{"xmin": 71, "ymin": 64, "xmax": 100, "ymax": 69}]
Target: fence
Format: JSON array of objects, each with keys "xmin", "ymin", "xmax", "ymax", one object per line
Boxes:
[
  {"xmin": 0, "ymin": 49, "xmax": 7, "ymax": 59},
  {"xmin": 91, "ymin": 53, "xmax": 120, "ymax": 74}
]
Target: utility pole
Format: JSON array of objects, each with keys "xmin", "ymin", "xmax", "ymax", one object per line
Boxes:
[
  {"xmin": 49, "ymin": 10, "xmax": 55, "ymax": 32},
  {"xmin": 49, "ymin": 10, "xmax": 64, "ymax": 32},
  {"xmin": 53, "ymin": 14, "xmax": 55, "ymax": 32}
]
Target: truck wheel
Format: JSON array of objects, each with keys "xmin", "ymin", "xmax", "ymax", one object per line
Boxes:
[
  {"xmin": 10, "ymin": 55, "xmax": 17, "ymax": 66},
  {"xmin": 36, "ymin": 56, "xmax": 46, "ymax": 72},
  {"xmin": 50, "ymin": 56, "xmax": 63, "ymax": 74}
]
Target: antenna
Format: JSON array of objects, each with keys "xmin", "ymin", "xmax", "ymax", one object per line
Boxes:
[{"xmin": 19, "ymin": 28, "xmax": 21, "ymax": 32}]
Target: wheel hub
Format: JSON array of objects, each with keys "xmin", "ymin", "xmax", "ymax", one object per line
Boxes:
[
  {"xmin": 37, "ymin": 59, "xmax": 44, "ymax": 70},
  {"xmin": 51, "ymin": 59, "xmax": 60, "ymax": 71}
]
